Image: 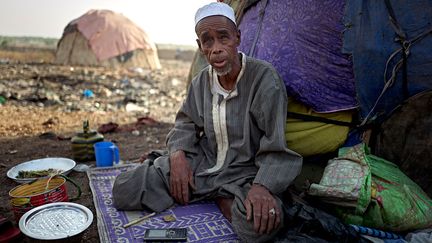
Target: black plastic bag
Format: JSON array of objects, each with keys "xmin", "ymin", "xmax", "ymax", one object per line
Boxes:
[{"xmin": 275, "ymin": 193, "xmax": 370, "ymax": 243}]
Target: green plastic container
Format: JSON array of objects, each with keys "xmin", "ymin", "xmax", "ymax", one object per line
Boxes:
[{"xmin": 71, "ymin": 121, "xmax": 104, "ymax": 162}]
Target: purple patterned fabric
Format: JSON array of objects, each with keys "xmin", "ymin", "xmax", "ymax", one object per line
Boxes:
[
  {"xmin": 87, "ymin": 164, "xmax": 239, "ymax": 242},
  {"xmin": 238, "ymin": 0, "xmax": 357, "ymax": 113}
]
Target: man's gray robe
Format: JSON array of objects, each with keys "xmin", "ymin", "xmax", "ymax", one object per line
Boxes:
[{"xmin": 113, "ymin": 54, "xmax": 302, "ymax": 242}]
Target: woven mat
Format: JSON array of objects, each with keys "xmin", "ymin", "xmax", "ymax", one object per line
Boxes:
[{"xmin": 87, "ymin": 164, "xmax": 239, "ymax": 242}]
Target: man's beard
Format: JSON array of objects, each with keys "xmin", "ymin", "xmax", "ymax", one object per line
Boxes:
[{"xmin": 214, "ymin": 62, "xmax": 232, "ymax": 76}]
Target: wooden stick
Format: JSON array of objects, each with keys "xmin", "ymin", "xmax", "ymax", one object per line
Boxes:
[{"xmin": 123, "ymin": 212, "xmax": 156, "ymax": 228}]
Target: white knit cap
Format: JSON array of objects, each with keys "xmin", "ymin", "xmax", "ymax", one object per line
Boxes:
[{"xmin": 195, "ymin": 2, "xmax": 236, "ymax": 27}]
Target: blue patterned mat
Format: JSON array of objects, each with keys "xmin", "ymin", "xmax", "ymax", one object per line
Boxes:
[{"xmin": 87, "ymin": 164, "xmax": 239, "ymax": 242}]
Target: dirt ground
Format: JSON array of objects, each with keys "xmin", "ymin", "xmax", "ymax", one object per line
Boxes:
[{"xmin": 0, "ymin": 57, "xmax": 191, "ymax": 242}]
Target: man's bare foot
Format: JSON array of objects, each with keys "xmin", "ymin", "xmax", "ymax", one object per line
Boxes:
[{"xmin": 215, "ymin": 197, "xmax": 233, "ymax": 222}]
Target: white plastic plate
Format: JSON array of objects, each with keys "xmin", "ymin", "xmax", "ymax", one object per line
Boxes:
[{"xmin": 7, "ymin": 157, "xmax": 76, "ymax": 184}]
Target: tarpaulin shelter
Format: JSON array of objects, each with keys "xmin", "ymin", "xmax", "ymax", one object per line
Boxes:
[
  {"xmin": 55, "ymin": 9, "xmax": 161, "ymax": 69},
  {"xmin": 236, "ymin": 0, "xmax": 432, "ymax": 226}
]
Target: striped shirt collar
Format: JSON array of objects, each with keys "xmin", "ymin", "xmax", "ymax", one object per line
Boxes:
[{"xmin": 209, "ymin": 52, "xmax": 246, "ymax": 99}]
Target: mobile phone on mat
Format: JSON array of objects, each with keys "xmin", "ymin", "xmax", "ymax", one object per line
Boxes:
[{"xmin": 143, "ymin": 228, "xmax": 187, "ymax": 242}]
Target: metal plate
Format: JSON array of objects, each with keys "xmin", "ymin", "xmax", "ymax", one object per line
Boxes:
[
  {"xmin": 7, "ymin": 157, "xmax": 76, "ymax": 184},
  {"xmin": 19, "ymin": 202, "xmax": 93, "ymax": 240}
]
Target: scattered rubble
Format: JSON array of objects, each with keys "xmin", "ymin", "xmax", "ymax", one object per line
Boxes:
[{"xmin": 0, "ymin": 60, "xmax": 190, "ymax": 137}]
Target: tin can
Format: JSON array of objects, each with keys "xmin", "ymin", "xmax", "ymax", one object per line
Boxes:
[{"xmin": 9, "ymin": 176, "xmax": 81, "ymax": 222}]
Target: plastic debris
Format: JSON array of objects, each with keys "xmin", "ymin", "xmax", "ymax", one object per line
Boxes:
[{"xmin": 83, "ymin": 89, "xmax": 94, "ymax": 98}]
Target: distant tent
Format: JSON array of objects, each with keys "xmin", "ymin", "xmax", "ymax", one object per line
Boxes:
[{"xmin": 55, "ymin": 9, "xmax": 161, "ymax": 69}]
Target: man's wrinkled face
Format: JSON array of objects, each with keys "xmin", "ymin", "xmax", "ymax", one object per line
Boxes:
[{"xmin": 195, "ymin": 16, "xmax": 240, "ymax": 76}]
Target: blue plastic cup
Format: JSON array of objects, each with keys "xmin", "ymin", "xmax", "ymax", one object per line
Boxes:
[{"xmin": 94, "ymin": 141, "xmax": 120, "ymax": 167}]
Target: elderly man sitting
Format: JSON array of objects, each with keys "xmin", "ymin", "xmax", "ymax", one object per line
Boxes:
[{"xmin": 112, "ymin": 2, "xmax": 302, "ymax": 242}]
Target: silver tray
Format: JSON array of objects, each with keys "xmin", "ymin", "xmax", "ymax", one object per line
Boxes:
[
  {"xmin": 19, "ymin": 202, "xmax": 93, "ymax": 240},
  {"xmin": 7, "ymin": 157, "xmax": 76, "ymax": 184}
]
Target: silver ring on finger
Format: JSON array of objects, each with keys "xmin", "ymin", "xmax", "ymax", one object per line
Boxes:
[{"xmin": 269, "ymin": 208, "xmax": 276, "ymax": 216}]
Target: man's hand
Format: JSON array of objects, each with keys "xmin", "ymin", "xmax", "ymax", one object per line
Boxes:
[
  {"xmin": 244, "ymin": 184, "xmax": 281, "ymax": 234},
  {"xmin": 169, "ymin": 150, "xmax": 196, "ymax": 205}
]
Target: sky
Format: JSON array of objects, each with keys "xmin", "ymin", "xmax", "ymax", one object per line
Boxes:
[{"xmin": 0, "ymin": 0, "xmax": 213, "ymax": 46}]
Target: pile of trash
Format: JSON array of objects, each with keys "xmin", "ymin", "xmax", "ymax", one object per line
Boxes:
[{"xmin": 0, "ymin": 60, "xmax": 189, "ymax": 123}]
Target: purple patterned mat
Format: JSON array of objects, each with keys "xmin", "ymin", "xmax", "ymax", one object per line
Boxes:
[{"xmin": 87, "ymin": 164, "xmax": 239, "ymax": 242}]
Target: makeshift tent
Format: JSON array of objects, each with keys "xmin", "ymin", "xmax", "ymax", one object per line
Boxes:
[
  {"xmin": 234, "ymin": 0, "xmax": 432, "ymax": 231},
  {"xmin": 55, "ymin": 9, "xmax": 161, "ymax": 69}
]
